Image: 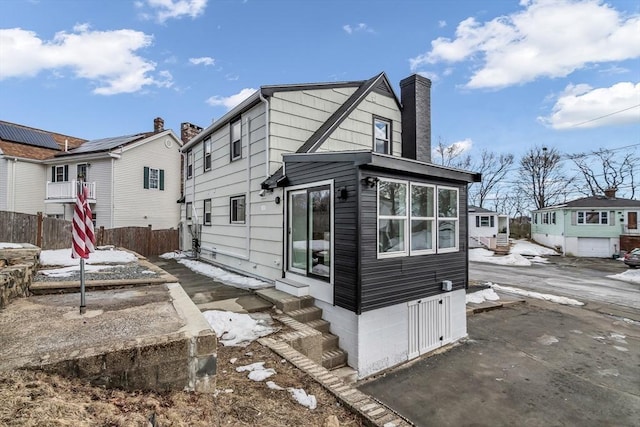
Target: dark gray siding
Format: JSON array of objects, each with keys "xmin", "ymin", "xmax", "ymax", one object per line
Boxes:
[
  {"xmin": 284, "ymin": 161, "xmax": 359, "ymax": 312},
  {"xmin": 359, "ymin": 169, "xmax": 469, "ymax": 313}
]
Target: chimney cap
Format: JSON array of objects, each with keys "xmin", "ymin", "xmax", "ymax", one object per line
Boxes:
[
  {"xmin": 604, "ymin": 187, "xmax": 617, "ymax": 198},
  {"xmin": 153, "ymin": 117, "xmax": 164, "ymax": 133}
]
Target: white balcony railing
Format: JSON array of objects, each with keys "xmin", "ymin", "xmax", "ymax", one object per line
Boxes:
[{"xmin": 45, "ymin": 180, "xmax": 96, "ymax": 202}]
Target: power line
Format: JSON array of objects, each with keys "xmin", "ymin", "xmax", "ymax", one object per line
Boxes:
[{"xmin": 567, "ymin": 104, "xmax": 640, "ymax": 128}]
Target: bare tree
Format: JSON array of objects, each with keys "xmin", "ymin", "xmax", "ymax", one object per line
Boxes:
[
  {"xmin": 569, "ymin": 148, "xmax": 638, "ymax": 199},
  {"xmin": 433, "ymin": 137, "xmax": 472, "ymax": 169},
  {"xmin": 468, "ymin": 149, "xmax": 514, "ymax": 208},
  {"xmin": 517, "ymin": 146, "xmax": 570, "ymax": 210}
]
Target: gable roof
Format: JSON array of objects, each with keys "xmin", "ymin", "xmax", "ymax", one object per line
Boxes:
[
  {"xmin": 469, "ymin": 205, "xmax": 498, "ymax": 214},
  {"xmin": 181, "ymin": 72, "xmax": 400, "ymax": 152},
  {"xmin": 539, "ymin": 195, "xmax": 640, "ymax": 210},
  {"xmin": 0, "ymin": 120, "xmax": 86, "ymax": 160}
]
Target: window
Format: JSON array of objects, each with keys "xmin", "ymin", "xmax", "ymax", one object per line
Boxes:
[
  {"xmin": 186, "ymin": 202, "xmax": 193, "ymax": 220},
  {"xmin": 51, "ymin": 165, "xmax": 69, "ymax": 182},
  {"xmin": 143, "ymin": 167, "xmax": 164, "ymax": 190},
  {"xmin": 410, "ymin": 183, "xmax": 435, "ymax": 253},
  {"xmin": 231, "ymin": 120, "xmax": 241, "ymax": 160},
  {"xmin": 577, "ymin": 210, "xmax": 608, "ymax": 225},
  {"xmin": 230, "ymin": 195, "xmax": 246, "ymax": 224},
  {"xmin": 204, "ymin": 199, "xmax": 212, "ymax": 226},
  {"xmin": 438, "ymin": 187, "xmax": 458, "ymax": 251},
  {"xmin": 378, "ymin": 179, "xmax": 458, "ymax": 257},
  {"xmin": 203, "ymin": 137, "xmax": 212, "ymax": 171},
  {"xmin": 186, "ymin": 150, "xmax": 193, "ymax": 179},
  {"xmin": 476, "ymin": 215, "xmax": 494, "ymax": 227},
  {"xmin": 378, "ymin": 180, "xmax": 407, "ymax": 255},
  {"xmin": 77, "ymin": 163, "xmax": 87, "ymax": 181},
  {"xmin": 92, "ymin": 212, "xmax": 97, "ymax": 227},
  {"xmin": 373, "ymin": 117, "xmax": 391, "ymax": 154}
]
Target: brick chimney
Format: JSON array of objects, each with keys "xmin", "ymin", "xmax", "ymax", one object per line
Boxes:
[
  {"xmin": 400, "ymin": 74, "xmax": 432, "ymax": 163},
  {"xmin": 154, "ymin": 117, "xmax": 164, "ymax": 133},
  {"xmin": 604, "ymin": 188, "xmax": 617, "ymax": 198},
  {"xmin": 181, "ymin": 122, "xmax": 203, "ymax": 143}
]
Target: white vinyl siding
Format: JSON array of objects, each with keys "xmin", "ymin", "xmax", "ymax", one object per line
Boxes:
[{"xmin": 13, "ymin": 161, "xmax": 47, "ymax": 215}]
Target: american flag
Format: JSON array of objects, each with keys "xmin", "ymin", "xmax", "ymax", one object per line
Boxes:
[{"xmin": 71, "ymin": 184, "xmax": 95, "ymax": 259}]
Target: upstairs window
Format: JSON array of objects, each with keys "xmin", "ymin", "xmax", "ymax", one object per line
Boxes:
[
  {"xmin": 51, "ymin": 165, "xmax": 69, "ymax": 182},
  {"xmin": 77, "ymin": 163, "xmax": 87, "ymax": 181},
  {"xmin": 203, "ymin": 137, "xmax": 212, "ymax": 171},
  {"xmin": 187, "ymin": 150, "xmax": 193, "ymax": 179},
  {"xmin": 144, "ymin": 167, "xmax": 164, "ymax": 190},
  {"xmin": 230, "ymin": 195, "xmax": 246, "ymax": 224},
  {"xmin": 373, "ymin": 117, "xmax": 391, "ymax": 154},
  {"xmin": 231, "ymin": 120, "xmax": 242, "ymax": 161}
]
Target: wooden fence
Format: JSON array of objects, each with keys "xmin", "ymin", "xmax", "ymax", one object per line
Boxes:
[{"xmin": 0, "ymin": 211, "xmax": 179, "ymax": 257}]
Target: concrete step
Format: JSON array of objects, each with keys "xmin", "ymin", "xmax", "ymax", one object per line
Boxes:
[
  {"xmin": 331, "ymin": 366, "xmax": 358, "ymax": 385},
  {"xmin": 305, "ymin": 318, "xmax": 330, "ymax": 333},
  {"xmin": 322, "ymin": 333, "xmax": 339, "ymax": 352},
  {"xmin": 255, "ymin": 288, "xmax": 315, "ymax": 312},
  {"xmin": 287, "ymin": 306, "xmax": 322, "ymax": 323},
  {"xmin": 275, "ymin": 277, "xmax": 309, "ymax": 297},
  {"xmin": 322, "ymin": 348, "xmax": 348, "ymax": 370}
]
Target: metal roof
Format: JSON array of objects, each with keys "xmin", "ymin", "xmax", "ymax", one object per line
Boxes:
[
  {"xmin": 60, "ymin": 133, "xmax": 147, "ymax": 155},
  {"xmin": 0, "ymin": 122, "xmax": 60, "ymax": 150}
]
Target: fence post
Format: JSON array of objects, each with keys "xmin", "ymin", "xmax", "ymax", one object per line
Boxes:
[
  {"xmin": 147, "ymin": 224, "xmax": 153, "ymax": 256},
  {"xmin": 98, "ymin": 226, "xmax": 105, "ymax": 246},
  {"xmin": 36, "ymin": 212, "xmax": 43, "ymax": 248}
]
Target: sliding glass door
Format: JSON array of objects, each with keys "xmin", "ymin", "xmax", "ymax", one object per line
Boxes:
[{"xmin": 288, "ymin": 185, "xmax": 331, "ymax": 280}]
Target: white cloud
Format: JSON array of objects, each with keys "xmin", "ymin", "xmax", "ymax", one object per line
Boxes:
[
  {"xmin": 343, "ymin": 23, "xmax": 374, "ymax": 34},
  {"xmin": 0, "ymin": 25, "xmax": 171, "ymax": 95},
  {"xmin": 141, "ymin": 0, "xmax": 207, "ymax": 23},
  {"xmin": 438, "ymin": 20, "xmax": 447, "ymax": 28},
  {"xmin": 189, "ymin": 56, "xmax": 215, "ymax": 66},
  {"xmin": 538, "ymin": 82, "xmax": 640, "ymax": 129},
  {"xmin": 410, "ymin": 0, "xmax": 640, "ymax": 89},
  {"xmin": 433, "ymin": 138, "xmax": 473, "ymax": 158},
  {"xmin": 206, "ymin": 88, "xmax": 257, "ymax": 110}
]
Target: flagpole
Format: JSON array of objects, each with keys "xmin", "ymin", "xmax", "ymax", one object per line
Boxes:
[{"xmin": 80, "ymin": 257, "xmax": 86, "ymax": 314}]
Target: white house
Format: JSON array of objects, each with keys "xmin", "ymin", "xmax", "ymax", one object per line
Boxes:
[
  {"xmin": 180, "ymin": 72, "xmax": 481, "ymax": 378},
  {"xmin": 468, "ymin": 205, "xmax": 509, "ymax": 250},
  {"xmin": 0, "ymin": 118, "xmax": 184, "ymax": 230}
]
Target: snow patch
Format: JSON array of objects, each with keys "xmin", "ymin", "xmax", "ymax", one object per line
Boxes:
[
  {"xmin": 0, "ymin": 242, "xmax": 23, "ymax": 249},
  {"xmin": 466, "ymin": 288, "xmax": 500, "ymax": 304},
  {"xmin": 510, "ymin": 240, "xmax": 558, "ymax": 256},
  {"xmin": 469, "ymin": 249, "xmax": 531, "ymax": 266},
  {"xmin": 607, "ymin": 269, "xmax": 640, "ymax": 284},
  {"xmin": 176, "ymin": 258, "xmax": 272, "ymax": 290},
  {"xmin": 288, "ymin": 388, "xmax": 317, "ymax": 410},
  {"xmin": 39, "ymin": 248, "xmax": 137, "ymax": 267},
  {"xmin": 159, "ymin": 251, "xmax": 187, "ymax": 260},
  {"xmin": 39, "ymin": 264, "xmax": 119, "ymax": 277},
  {"xmin": 488, "ymin": 283, "xmax": 584, "ymax": 306},
  {"xmin": 249, "ymin": 368, "xmax": 276, "ymax": 381},
  {"xmin": 537, "ymin": 335, "xmax": 559, "ymax": 345},
  {"xmin": 204, "ymin": 311, "xmax": 278, "ymax": 346},
  {"xmin": 266, "ymin": 381, "xmax": 285, "ymax": 391}
]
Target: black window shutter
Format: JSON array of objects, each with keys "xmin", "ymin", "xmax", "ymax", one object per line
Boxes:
[
  {"xmin": 490, "ymin": 216, "xmax": 495, "ymax": 227},
  {"xmin": 144, "ymin": 167, "xmax": 149, "ymax": 189},
  {"xmin": 64, "ymin": 165, "xmax": 68, "ymax": 181},
  {"xmin": 475, "ymin": 216, "xmax": 480, "ymax": 227},
  {"xmin": 51, "ymin": 166, "xmax": 55, "ymax": 182},
  {"xmin": 159, "ymin": 169, "xmax": 165, "ymax": 191}
]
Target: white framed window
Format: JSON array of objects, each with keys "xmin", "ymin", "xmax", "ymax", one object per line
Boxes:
[
  {"xmin": 230, "ymin": 195, "xmax": 246, "ymax": 224},
  {"xmin": 373, "ymin": 117, "xmax": 391, "ymax": 154},
  {"xmin": 186, "ymin": 202, "xmax": 193, "ymax": 220},
  {"xmin": 577, "ymin": 210, "xmax": 608, "ymax": 225},
  {"xmin": 231, "ymin": 120, "xmax": 241, "ymax": 161},
  {"xmin": 187, "ymin": 150, "xmax": 193, "ymax": 179},
  {"xmin": 77, "ymin": 163, "xmax": 88, "ymax": 181},
  {"xmin": 149, "ymin": 168, "xmax": 159, "ymax": 189},
  {"xmin": 204, "ymin": 199, "xmax": 212, "ymax": 225},
  {"xmin": 203, "ymin": 137, "xmax": 212, "ymax": 171},
  {"xmin": 143, "ymin": 167, "xmax": 164, "ymax": 190},
  {"xmin": 476, "ymin": 215, "xmax": 494, "ymax": 227},
  {"xmin": 377, "ymin": 179, "xmax": 458, "ymax": 257},
  {"xmin": 378, "ymin": 179, "xmax": 407, "ymax": 257},
  {"xmin": 410, "ymin": 183, "xmax": 435, "ymax": 254},
  {"xmin": 437, "ymin": 187, "xmax": 459, "ymax": 252},
  {"xmin": 51, "ymin": 165, "xmax": 69, "ymax": 182}
]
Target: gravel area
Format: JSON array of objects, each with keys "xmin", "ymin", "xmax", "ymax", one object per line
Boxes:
[{"xmin": 33, "ymin": 263, "xmax": 160, "ymax": 283}]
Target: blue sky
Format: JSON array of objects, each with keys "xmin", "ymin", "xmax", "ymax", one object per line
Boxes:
[{"xmin": 1, "ymin": 0, "xmax": 638, "ymax": 164}]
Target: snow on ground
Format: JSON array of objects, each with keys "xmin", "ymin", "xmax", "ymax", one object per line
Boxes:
[
  {"xmin": 39, "ymin": 248, "xmax": 137, "ymax": 267},
  {"xmin": 530, "ymin": 256, "xmax": 550, "ymax": 264},
  {"xmin": 160, "ymin": 251, "xmax": 271, "ymax": 290},
  {"xmin": 0, "ymin": 242, "xmax": 23, "ymax": 249},
  {"xmin": 38, "ymin": 264, "xmax": 120, "ymax": 278},
  {"xmin": 510, "ymin": 240, "xmax": 558, "ymax": 256},
  {"xmin": 607, "ymin": 269, "xmax": 640, "ymax": 284},
  {"xmin": 469, "ymin": 248, "xmax": 532, "ymax": 266},
  {"xmin": 466, "ymin": 288, "xmax": 500, "ymax": 304},
  {"xmin": 203, "ymin": 311, "xmax": 278, "ymax": 346},
  {"xmin": 288, "ymin": 388, "xmax": 317, "ymax": 410},
  {"xmin": 488, "ymin": 282, "xmax": 584, "ymax": 306}
]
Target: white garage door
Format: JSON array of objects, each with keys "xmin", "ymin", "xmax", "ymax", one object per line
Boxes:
[{"xmin": 577, "ymin": 238, "xmax": 610, "ymax": 258}]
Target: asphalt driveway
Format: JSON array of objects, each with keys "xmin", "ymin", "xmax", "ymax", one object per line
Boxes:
[{"xmin": 358, "ymin": 299, "xmax": 640, "ymax": 426}]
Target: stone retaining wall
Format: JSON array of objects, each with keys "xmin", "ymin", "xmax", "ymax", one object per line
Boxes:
[{"xmin": 0, "ymin": 244, "xmax": 40, "ymax": 309}]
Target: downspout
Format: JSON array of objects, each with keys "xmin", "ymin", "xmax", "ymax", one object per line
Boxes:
[
  {"xmin": 10, "ymin": 158, "xmax": 17, "ymax": 212},
  {"xmin": 110, "ymin": 157, "xmax": 115, "ymax": 227},
  {"xmin": 259, "ymin": 91, "xmax": 270, "ymax": 179},
  {"xmin": 245, "ymin": 116, "xmax": 251, "ymax": 259}
]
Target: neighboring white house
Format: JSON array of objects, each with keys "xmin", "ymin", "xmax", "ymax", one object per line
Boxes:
[
  {"xmin": 180, "ymin": 72, "xmax": 481, "ymax": 378},
  {"xmin": 531, "ymin": 189, "xmax": 640, "ymax": 257},
  {"xmin": 468, "ymin": 205, "xmax": 509, "ymax": 250},
  {"xmin": 0, "ymin": 118, "xmax": 184, "ymax": 230}
]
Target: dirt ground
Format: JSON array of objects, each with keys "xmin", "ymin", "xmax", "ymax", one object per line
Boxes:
[{"xmin": 0, "ymin": 340, "xmax": 364, "ymax": 427}]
